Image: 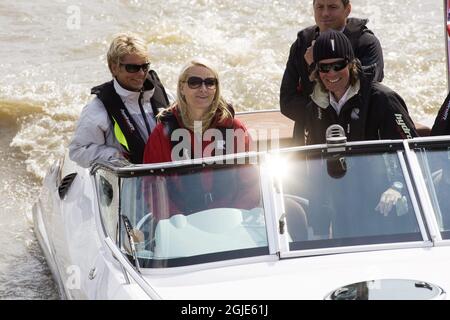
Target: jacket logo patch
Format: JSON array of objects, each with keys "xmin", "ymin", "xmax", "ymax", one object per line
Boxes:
[
  {"xmin": 351, "ymin": 108, "xmax": 360, "ymax": 120},
  {"xmin": 394, "ymin": 113, "xmax": 413, "ymax": 139}
]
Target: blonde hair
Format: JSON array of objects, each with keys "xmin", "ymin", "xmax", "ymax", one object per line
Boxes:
[
  {"xmin": 107, "ymin": 32, "xmax": 149, "ymax": 74},
  {"xmin": 167, "ymin": 58, "xmax": 232, "ymax": 132}
]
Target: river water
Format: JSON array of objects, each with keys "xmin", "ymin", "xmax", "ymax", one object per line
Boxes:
[{"xmin": 0, "ymin": 0, "xmax": 446, "ymax": 299}]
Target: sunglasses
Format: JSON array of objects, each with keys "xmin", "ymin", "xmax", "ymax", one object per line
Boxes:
[
  {"xmin": 318, "ymin": 60, "xmax": 348, "ymax": 73},
  {"xmin": 120, "ymin": 62, "xmax": 150, "ymax": 73},
  {"xmin": 185, "ymin": 76, "xmax": 217, "ymax": 89}
]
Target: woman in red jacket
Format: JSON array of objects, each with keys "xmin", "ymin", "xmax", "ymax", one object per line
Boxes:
[
  {"xmin": 143, "ymin": 58, "xmax": 250, "ymax": 163},
  {"xmin": 143, "ymin": 58, "xmax": 259, "ymax": 218}
]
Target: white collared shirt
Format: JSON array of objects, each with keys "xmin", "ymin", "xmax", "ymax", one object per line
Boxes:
[
  {"xmin": 69, "ymin": 78, "xmax": 158, "ymax": 168},
  {"xmin": 113, "ymin": 78, "xmax": 157, "ymax": 138},
  {"xmin": 329, "ymin": 85, "xmax": 352, "ymax": 116}
]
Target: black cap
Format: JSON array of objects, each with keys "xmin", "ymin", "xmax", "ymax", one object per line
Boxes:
[{"xmin": 313, "ymin": 29, "xmax": 355, "ymax": 63}]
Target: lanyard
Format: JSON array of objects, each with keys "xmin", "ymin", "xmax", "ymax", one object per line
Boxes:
[{"xmin": 138, "ymin": 90, "xmax": 152, "ymax": 137}]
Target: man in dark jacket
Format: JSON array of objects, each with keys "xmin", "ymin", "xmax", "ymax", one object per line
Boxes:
[
  {"xmin": 280, "ymin": 0, "xmax": 384, "ymax": 145},
  {"xmin": 305, "ymin": 30, "xmax": 416, "ymax": 145},
  {"xmin": 303, "ymin": 29, "xmax": 417, "ymax": 239}
]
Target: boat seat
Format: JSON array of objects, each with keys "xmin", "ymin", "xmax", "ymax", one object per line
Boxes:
[
  {"xmin": 284, "ymin": 197, "xmax": 308, "ymax": 242},
  {"xmin": 236, "ymin": 110, "xmax": 294, "ymax": 148}
]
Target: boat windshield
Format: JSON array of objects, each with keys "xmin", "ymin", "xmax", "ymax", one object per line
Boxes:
[
  {"xmin": 277, "ymin": 146, "xmax": 423, "ymax": 251},
  {"xmin": 113, "ymin": 162, "xmax": 268, "ymax": 268},
  {"xmin": 93, "ymin": 142, "xmax": 429, "ymax": 268},
  {"xmin": 414, "ymin": 143, "xmax": 450, "ymax": 239}
]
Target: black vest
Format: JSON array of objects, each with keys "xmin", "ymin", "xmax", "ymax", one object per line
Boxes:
[{"xmin": 91, "ymin": 70, "xmax": 169, "ymax": 164}]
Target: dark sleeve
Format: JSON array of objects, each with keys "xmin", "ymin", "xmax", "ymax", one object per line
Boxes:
[
  {"xmin": 374, "ymin": 85, "xmax": 418, "ymax": 139},
  {"xmin": 356, "ymin": 31, "xmax": 384, "ymax": 82},
  {"xmin": 431, "ymin": 92, "xmax": 450, "ymax": 136},
  {"xmin": 280, "ymin": 40, "xmax": 311, "ymax": 122}
]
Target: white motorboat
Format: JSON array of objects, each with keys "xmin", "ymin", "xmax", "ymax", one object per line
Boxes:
[
  {"xmin": 32, "ymin": 0, "xmax": 450, "ymax": 301},
  {"xmin": 32, "ymin": 114, "xmax": 450, "ymax": 299}
]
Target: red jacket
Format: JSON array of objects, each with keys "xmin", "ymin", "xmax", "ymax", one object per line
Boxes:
[
  {"xmin": 143, "ymin": 107, "xmax": 251, "ymax": 163},
  {"xmin": 143, "ymin": 107, "xmax": 260, "ymax": 218}
]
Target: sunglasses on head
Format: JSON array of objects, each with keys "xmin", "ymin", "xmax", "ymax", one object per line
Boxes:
[
  {"xmin": 318, "ymin": 60, "xmax": 348, "ymax": 73},
  {"xmin": 120, "ymin": 62, "xmax": 150, "ymax": 73},
  {"xmin": 185, "ymin": 76, "xmax": 217, "ymax": 89}
]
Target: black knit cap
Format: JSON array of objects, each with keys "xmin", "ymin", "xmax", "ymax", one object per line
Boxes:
[{"xmin": 313, "ymin": 29, "xmax": 355, "ymax": 63}]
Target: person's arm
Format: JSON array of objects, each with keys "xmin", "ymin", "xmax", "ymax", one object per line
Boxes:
[
  {"xmin": 372, "ymin": 86, "xmax": 417, "ymax": 215},
  {"xmin": 280, "ymin": 41, "xmax": 312, "ymax": 122},
  {"xmin": 356, "ymin": 32, "xmax": 384, "ymax": 82},
  {"xmin": 375, "ymin": 86, "xmax": 418, "ymax": 140},
  {"xmin": 68, "ymin": 99, "xmax": 124, "ymax": 168},
  {"xmin": 431, "ymin": 91, "xmax": 450, "ymax": 136}
]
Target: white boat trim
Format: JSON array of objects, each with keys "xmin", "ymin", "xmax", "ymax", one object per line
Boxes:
[
  {"xmin": 259, "ymin": 154, "xmax": 280, "ymax": 255},
  {"xmin": 138, "ymin": 254, "xmax": 278, "ymax": 276},
  {"xmin": 397, "ymin": 148, "xmax": 430, "ymax": 241},
  {"xmin": 103, "ymin": 237, "xmax": 161, "ymax": 300},
  {"xmin": 90, "ymin": 171, "xmax": 132, "ymax": 285},
  {"xmin": 403, "ymin": 140, "xmax": 442, "ymax": 242},
  {"xmin": 32, "ymin": 199, "xmax": 68, "ymax": 299},
  {"xmin": 408, "ymin": 135, "xmax": 450, "ymax": 144},
  {"xmin": 280, "ymin": 241, "xmax": 432, "ymax": 259}
]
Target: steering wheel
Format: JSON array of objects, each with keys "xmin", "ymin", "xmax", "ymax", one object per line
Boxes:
[
  {"xmin": 282, "ymin": 194, "xmax": 309, "ymax": 241},
  {"xmin": 134, "ymin": 212, "xmax": 156, "ymax": 251},
  {"xmin": 136, "ymin": 212, "xmax": 153, "ymax": 230},
  {"xmin": 283, "ymin": 194, "xmax": 309, "ymax": 208}
]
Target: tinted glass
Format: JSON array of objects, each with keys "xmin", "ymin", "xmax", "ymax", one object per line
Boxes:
[
  {"xmin": 118, "ymin": 164, "xmax": 268, "ymax": 267},
  {"xmin": 278, "ymin": 150, "xmax": 422, "ymax": 250},
  {"xmin": 415, "ymin": 146, "xmax": 450, "ymax": 238}
]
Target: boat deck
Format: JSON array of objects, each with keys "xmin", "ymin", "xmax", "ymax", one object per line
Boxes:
[{"xmin": 237, "ymin": 110, "xmax": 431, "ymax": 148}]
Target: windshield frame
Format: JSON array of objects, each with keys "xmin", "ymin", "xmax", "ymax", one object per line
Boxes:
[
  {"xmin": 408, "ymin": 136, "xmax": 450, "ymax": 244},
  {"xmin": 93, "ymin": 151, "xmax": 274, "ymax": 269},
  {"xmin": 90, "ymin": 138, "xmax": 445, "ymax": 269},
  {"xmin": 272, "ymin": 140, "xmax": 432, "ymax": 259}
]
